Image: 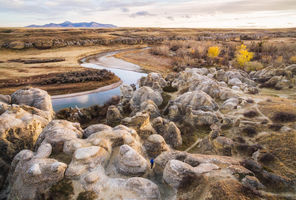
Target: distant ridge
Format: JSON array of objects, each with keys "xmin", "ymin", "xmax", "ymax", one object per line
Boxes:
[{"xmin": 26, "ymin": 21, "xmax": 117, "ymax": 28}]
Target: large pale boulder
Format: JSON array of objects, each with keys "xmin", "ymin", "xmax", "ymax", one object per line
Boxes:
[
  {"xmin": 35, "ymin": 120, "xmax": 83, "ymax": 152},
  {"xmin": 8, "ymin": 148, "xmax": 67, "ymax": 200},
  {"xmin": 0, "ymin": 88, "xmax": 54, "ymax": 191},
  {"xmin": 144, "ymin": 134, "xmax": 169, "ymax": 158},
  {"xmin": 116, "ymin": 144, "xmax": 149, "ymax": 176},
  {"xmin": 11, "ymin": 88, "xmax": 53, "ymax": 113},
  {"xmin": 163, "ymin": 159, "xmax": 197, "ymax": 189},
  {"xmin": 130, "ymin": 86, "xmax": 163, "ymax": 111},
  {"xmin": 173, "ymin": 90, "xmax": 219, "ymax": 113},
  {"xmin": 83, "ymin": 124, "xmax": 112, "ymax": 138},
  {"xmin": 120, "ymin": 84, "xmax": 134, "ymax": 102}
]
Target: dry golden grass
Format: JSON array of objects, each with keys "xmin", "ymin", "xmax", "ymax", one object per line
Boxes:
[
  {"xmin": 258, "ymin": 97, "xmax": 296, "ymax": 121},
  {"xmin": 0, "ymin": 45, "xmax": 145, "ymax": 79},
  {"xmin": 114, "ymin": 48, "xmax": 173, "ymax": 74},
  {"xmin": 257, "ymin": 130, "xmax": 296, "ymax": 179},
  {"xmin": 0, "ymin": 44, "xmax": 145, "ymax": 94}
]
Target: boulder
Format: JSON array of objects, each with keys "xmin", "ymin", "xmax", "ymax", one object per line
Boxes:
[
  {"xmin": 106, "ymin": 105, "xmax": 122, "ymax": 126},
  {"xmin": 140, "ymin": 100, "xmax": 160, "ymax": 119},
  {"xmin": 144, "ymin": 134, "xmax": 169, "ymax": 158},
  {"xmin": 228, "ymin": 77, "xmax": 242, "ymax": 87},
  {"xmin": 139, "ymin": 72, "xmax": 167, "ymax": 92},
  {"xmin": 122, "ymin": 112, "xmax": 156, "ymax": 139},
  {"xmin": 8, "ymin": 149, "xmax": 67, "ymax": 200},
  {"xmin": 172, "ymin": 90, "xmax": 219, "ymax": 113},
  {"xmin": 163, "ymin": 122, "xmax": 182, "ymax": 148},
  {"xmin": 120, "ymin": 84, "xmax": 134, "ymax": 103},
  {"xmin": 83, "ymin": 124, "xmax": 112, "ymax": 138},
  {"xmin": 116, "ymin": 144, "xmax": 149, "ymax": 176},
  {"xmin": 221, "ymin": 98, "xmax": 239, "ymax": 111},
  {"xmin": 35, "ymin": 120, "xmax": 83, "ymax": 152},
  {"xmin": 285, "ymin": 64, "xmax": 296, "ymax": 75},
  {"xmin": 125, "ymin": 177, "xmax": 161, "ymax": 200},
  {"xmin": 130, "ymin": 86, "xmax": 163, "ymax": 111},
  {"xmin": 11, "ymin": 88, "xmax": 53, "ymax": 113},
  {"xmin": 0, "ymin": 94, "xmax": 11, "ymax": 105},
  {"xmin": 163, "ymin": 159, "xmax": 197, "ymax": 189}
]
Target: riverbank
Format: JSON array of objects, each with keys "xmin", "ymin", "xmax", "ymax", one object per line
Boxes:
[
  {"xmin": 0, "ymin": 45, "xmax": 146, "ymax": 95},
  {"xmin": 114, "ymin": 48, "xmax": 174, "ymax": 74}
]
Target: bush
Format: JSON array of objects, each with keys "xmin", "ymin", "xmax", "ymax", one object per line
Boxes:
[
  {"xmin": 150, "ymin": 45, "xmax": 170, "ymax": 56},
  {"xmin": 235, "ymin": 44, "xmax": 254, "ymax": 67},
  {"xmin": 244, "ymin": 61, "xmax": 264, "ymax": 72},
  {"xmin": 207, "ymin": 46, "xmax": 220, "ymax": 58},
  {"xmin": 290, "ymin": 56, "xmax": 296, "ymax": 64}
]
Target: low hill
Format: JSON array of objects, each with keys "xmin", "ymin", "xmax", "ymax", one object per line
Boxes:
[{"xmin": 26, "ymin": 21, "xmax": 117, "ymax": 28}]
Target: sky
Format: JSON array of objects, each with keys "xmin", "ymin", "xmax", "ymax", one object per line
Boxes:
[{"xmin": 0, "ymin": 0, "xmax": 296, "ymax": 28}]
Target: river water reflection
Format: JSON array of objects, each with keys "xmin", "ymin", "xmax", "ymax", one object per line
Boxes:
[{"xmin": 52, "ymin": 51, "xmax": 147, "ymax": 111}]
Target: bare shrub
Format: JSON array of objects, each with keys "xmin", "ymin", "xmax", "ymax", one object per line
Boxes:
[
  {"xmin": 150, "ymin": 45, "xmax": 170, "ymax": 56},
  {"xmin": 244, "ymin": 61, "xmax": 264, "ymax": 72}
]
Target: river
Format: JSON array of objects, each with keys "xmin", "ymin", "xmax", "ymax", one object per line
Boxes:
[{"xmin": 51, "ymin": 50, "xmax": 147, "ymax": 111}]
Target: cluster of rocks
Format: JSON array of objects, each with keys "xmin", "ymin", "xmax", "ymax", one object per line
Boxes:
[
  {"xmin": 251, "ymin": 64, "xmax": 296, "ymax": 90},
  {"xmin": 1, "ymin": 36, "xmax": 165, "ymax": 50},
  {"xmin": 8, "ymin": 58, "xmax": 65, "ymax": 64},
  {"xmin": 1, "ymin": 65, "xmax": 296, "ymax": 199},
  {"xmin": 1, "ymin": 69, "xmax": 116, "ymax": 88},
  {"xmin": 0, "ymin": 88, "xmax": 54, "ymax": 191}
]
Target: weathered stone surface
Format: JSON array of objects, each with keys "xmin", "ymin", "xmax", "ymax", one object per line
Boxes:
[
  {"xmin": 194, "ymin": 163, "xmax": 219, "ymax": 174},
  {"xmin": 130, "ymin": 86, "xmax": 163, "ymax": 111},
  {"xmin": 8, "ymin": 149, "xmax": 67, "ymax": 200},
  {"xmin": 83, "ymin": 124, "xmax": 112, "ymax": 138},
  {"xmin": 140, "ymin": 72, "xmax": 167, "ymax": 92},
  {"xmin": 140, "ymin": 100, "xmax": 160, "ymax": 119},
  {"xmin": 116, "ymin": 144, "xmax": 149, "ymax": 176},
  {"xmin": 144, "ymin": 134, "xmax": 169, "ymax": 158},
  {"xmin": 0, "ymin": 88, "xmax": 54, "ymax": 191},
  {"xmin": 173, "ymin": 90, "xmax": 219, "ymax": 112},
  {"xmin": 11, "ymin": 87, "xmax": 53, "ymax": 113},
  {"xmin": 35, "ymin": 120, "xmax": 83, "ymax": 152},
  {"xmin": 221, "ymin": 97, "xmax": 239, "ymax": 111},
  {"xmin": 0, "ymin": 94, "xmax": 11, "ymax": 105},
  {"xmin": 106, "ymin": 105, "xmax": 122, "ymax": 126},
  {"xmin": 122, "ymin": 112, "xmax": 156, "ymax": 139},
  {"xmin": 125, "ymin": 177, "xmax": 161, "ymax": 200},
  {"xmin": 74, "ymin": 146, "xmax": 101, "ymax": 160},
  {"xmin": 163, "ymin": 159, "xmax": 197, "ymax": 189},
  {"xmin": 163, "ymin": 122, "xmax": 182, "ymax": 148},
  {"xmin": 120, "ymin": 84, "xmax": 134, "ymax": 103}
]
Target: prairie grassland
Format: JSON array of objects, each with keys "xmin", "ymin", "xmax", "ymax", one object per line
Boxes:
[
  {"xmin": 0, "ymin": 45, "xmax": 144, "ymax": 94},
  {"xmin": 1, "ymin": 27, "xmax": 296, "ymax": 94}
]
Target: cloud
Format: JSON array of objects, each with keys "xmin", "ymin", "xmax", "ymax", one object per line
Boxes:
[
  {"xmin": 130, "ymin": 11, "xmax": 155, "ymax": 18},
  {"xmin": 121, "ymin": 7, "xmax": 129, "ymax": 13},
  {"xmin": 0, "ymin": 0, "xmax": 295, "ymax": 28},
  {"xmin": 167, "ymin": 16, "xmax": 174, "ymax": 21}
]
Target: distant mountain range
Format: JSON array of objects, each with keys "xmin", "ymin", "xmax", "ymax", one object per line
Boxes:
[{"xmin": 26, "ymin": 21, "xmax": 117, "ymax": 28}]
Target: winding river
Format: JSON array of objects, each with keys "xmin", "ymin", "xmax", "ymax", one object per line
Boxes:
[{"xmin": 51, "ymin": 50, "xmax": 147, "ymax": 111}]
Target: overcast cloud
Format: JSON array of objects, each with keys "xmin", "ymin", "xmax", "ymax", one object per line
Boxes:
[{"xmin": 0, "ymin": 0, "xmax": 295, "ymax": 28}]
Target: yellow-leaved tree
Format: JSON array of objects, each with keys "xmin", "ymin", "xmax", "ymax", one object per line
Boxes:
[
  {"xmin": 236, "ymin": 44, "xmax": 254, "ymax": 67},
  {"xmin": 207, "ymin": 46, "xmax": 220, "ymax": 58}
]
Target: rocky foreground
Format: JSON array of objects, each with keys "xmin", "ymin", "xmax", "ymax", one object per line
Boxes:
[{"xmin": 0, "ymin": 65, "xmax": 296, "ymax": 199}]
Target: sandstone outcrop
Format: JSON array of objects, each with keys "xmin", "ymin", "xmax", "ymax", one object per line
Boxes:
[
  {"xmin": 250, "ymin": 65, "xmax": 296, "ymax": 90},
  {"xmin": 4, "ymin": 65, "xmax": 296, "ymax": 199},
  {"xmin": 0, "ymin": 88, "xmax": 53, "ymax": 191},
  {"xmin": 7, "ymin": 120, "xmax": 161, "ymax": 200},
  {"xmin": 130, "ymin": 86, "xmax": 163, "ymax": 111}
]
